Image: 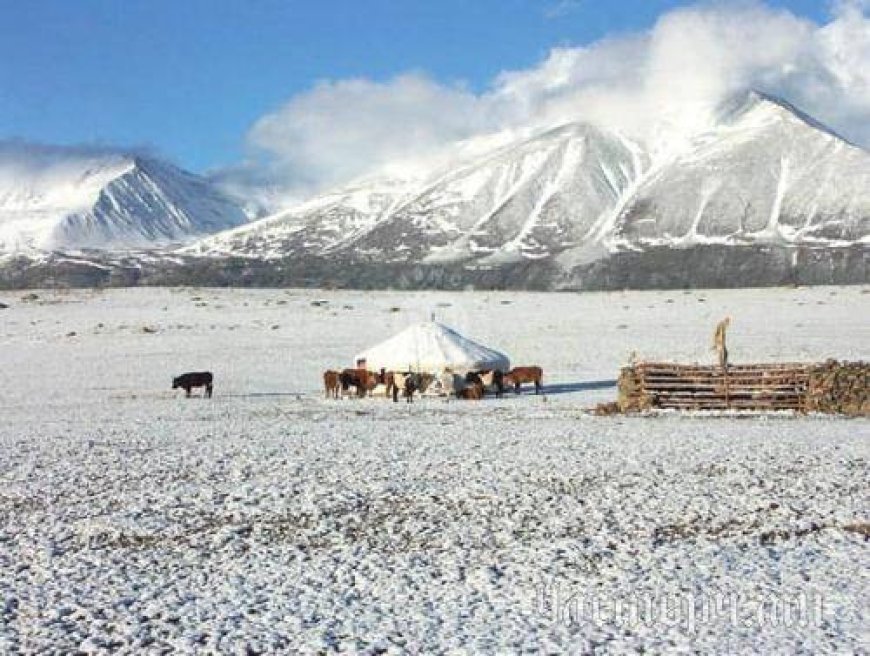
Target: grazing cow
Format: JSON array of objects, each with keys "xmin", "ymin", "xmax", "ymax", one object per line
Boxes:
[
  {"xmin": 381, "ymin": 369, "xmax": 397, "ymax": 399},
  {"xmin": 339, "ymin": 369, "xmax": 362, "ymax": 397},
  {"xmin": 340, "ymin": 368, "xmax": 378, "ymax": 398},
  {"xmin": 459, "ymin": 382, "xmax": 484, "ymax": 400},
  {"xmin": 338, "ymin": 370, "xmax": 354, "ymax": 397},
  {"xmin": 364, "ymin": 370, "xmax": 379, "ymax": 394},
  {"xmin": 468, "ymin": 369, "xmax": 505, "ymax": 398},
  {"xmin": 439, "ymin": 370, "xmax": 468, "ymax": 397},
  {"xmin": 323, "ymin": 370, "xmax": 340, "ymax": 399},
  {"xmin": 173, "ymin": 371, "xmax": 213, "ymax": 398},
  {"xmin": 416, "ymin": 373, "xmax": 435, "ymax": 394},
  {"xmin": 391, "ymin": 372, "xmax": 415, "ymax": 403},
  {"xmin": 388, "ymin": 372, "xmax": 435, "ymax": 402},
  {"xmin": 486, "ymin": 370, "xmax": 506, "ymax": 397},
  {"xmin": 506, "ymin": 366, "xmax": 544, "ymax": 395}
]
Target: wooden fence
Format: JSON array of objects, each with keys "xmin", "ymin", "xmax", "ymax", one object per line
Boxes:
[{"xmin": 617, "ymin": 360, "xmax": 868, "ymax": 414}]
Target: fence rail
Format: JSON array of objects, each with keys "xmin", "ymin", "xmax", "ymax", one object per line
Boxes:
[{"xmin": 617, "ymin": 360, "xmax": 868, "ymax": 414}]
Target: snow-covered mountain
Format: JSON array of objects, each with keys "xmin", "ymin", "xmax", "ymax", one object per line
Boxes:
[
  {"xmin": 189, "ymin": 123, "xmax": 649, "ymax": 265},
  {"xmin": 0, "ymin": 147, "xmax": 246, "ymax": 252},
  {"xmin": 594, "ymin": 93, "xmax": 870, "ymax": 251},
  {"xmin": 187, "ymin": 174, "xmax": 419, "ymax": 260},
  {"xmin": 190, "ymin": 93, "xmax": 869, "ymax": 274},
  {"xmin": 0, "ymin": 93, "xmax": 866, "ymax": 289}
]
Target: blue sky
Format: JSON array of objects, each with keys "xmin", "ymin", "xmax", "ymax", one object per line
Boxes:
[{"xmin": 0, "ymin": 0, "xmax": 833, "ymax": 173}]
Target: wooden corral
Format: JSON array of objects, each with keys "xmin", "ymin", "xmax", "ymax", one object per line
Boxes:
[{"xmin": 617, "ymin": 360, "xmax": 868, "ymax": 415}]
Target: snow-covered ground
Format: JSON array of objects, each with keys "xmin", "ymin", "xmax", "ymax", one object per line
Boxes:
[{"xmin": 0, "ymin": 285, "xmax": 867, "ymax": 652}]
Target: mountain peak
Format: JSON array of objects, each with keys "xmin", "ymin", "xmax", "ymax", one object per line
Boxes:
[
  {"xmin": 0, "ymin": 145, "xmax": 246, "ymax": 252},
  {"xmin": 2, "ymin": 94, "xmax": 868, "ymax": 291},
  {"xmin": 716, "ymin": 89, "xmax": 851, "ymax": 144}
]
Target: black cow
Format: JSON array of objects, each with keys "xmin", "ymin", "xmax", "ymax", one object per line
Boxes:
[
  {"xmin": 173, "ymin": 371, "xmax": 213, "ymax": 398},
  {"xmin": 339, "ymin": 368, "xmax": 377, "ymax": 398},
  {"xmin": 391, "ymin": 372, "xmax": 417, "ymax": 403}
]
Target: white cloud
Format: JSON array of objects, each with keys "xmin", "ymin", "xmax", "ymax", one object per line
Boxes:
[
  {"xmin": 0, "ymin": 140, "xmax": 150, "ymax": 167},
  {"xmin": 235, "ymin": 1, "xmax": 870, "ymax": 208},
  {"xmin": 544, "ymin": 1, "xmax": 583, "ymax": 20},
  {"xmin": 241, "ymin": 75, "xmax": 491, "ymax": 205}
]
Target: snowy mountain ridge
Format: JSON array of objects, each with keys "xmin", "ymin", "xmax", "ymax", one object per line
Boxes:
[
  {"xmin": 0, "ymin": 147, "xmax": 246, "ymax": 252},
  {"xmin": 190, "ymin": 92, "xmax": 869, "ymax": 271},
  {"xmin": 0, "ymin": 92, "xmax": 867, "ymax": 289},
  {"xmin": 188, "ymin": 121, "xmax": 650, "ymax": 264}
]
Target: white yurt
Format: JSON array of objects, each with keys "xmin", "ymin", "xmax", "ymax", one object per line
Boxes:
[{"xmin": 353, "ymin": 321, "xmax": 510, "ymax": 373}]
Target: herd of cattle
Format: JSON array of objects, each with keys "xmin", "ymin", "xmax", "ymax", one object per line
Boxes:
[
  {"xmin": 169, "ymin": 366, "xmax": 544, "ymax": 402},
  {"xmin": 322, "ymin": 366, "xmax": 544, "ymax": 402}
]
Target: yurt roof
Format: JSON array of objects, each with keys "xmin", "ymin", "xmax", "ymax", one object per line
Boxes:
[{"xmin": 353, "ymin": 321, "xmax": 510, "ymax": 373}]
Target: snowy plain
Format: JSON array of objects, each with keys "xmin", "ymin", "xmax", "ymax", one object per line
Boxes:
[{"xmin": 0, "ymin": 285, "xmax": 867, "ymax": 653}]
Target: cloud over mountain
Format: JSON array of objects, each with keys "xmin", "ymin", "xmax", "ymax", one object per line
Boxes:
[
  {"xmin": 233, "ymin": 1, "xmax": 870, "ymax": 209},
  {"xmin": 0, "ymin": 140, "xmax": 246, "ymax": 251}
]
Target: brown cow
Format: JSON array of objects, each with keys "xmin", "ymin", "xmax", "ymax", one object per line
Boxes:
[
  {"xmin": 417, "ymin": 373, "xmax": 435, "ymax": 394},
  {"xmin": 459, "ymin": 382, "xmax": 484, "ymax": 400},
  {"xmin": 505, "ymin": 366, "xmax": 544, "ymax": 395},
  {"xmin": 340, "ymin": 368, "xmax": 378, "ymax": 398},
  {"xmin": 467, "ymin": 369, "xmax": 505, "ymax": 398},
  {"xmin": 323, "ymin": 370, "xmax": 340, "ymax": 399},
  {"xmin": 380, "ymin": 369, "xmax": 397, "ymax": 399},
  {"xmin": 362, "ymin": 370, "xmax": 379, "ymax": 394}
]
